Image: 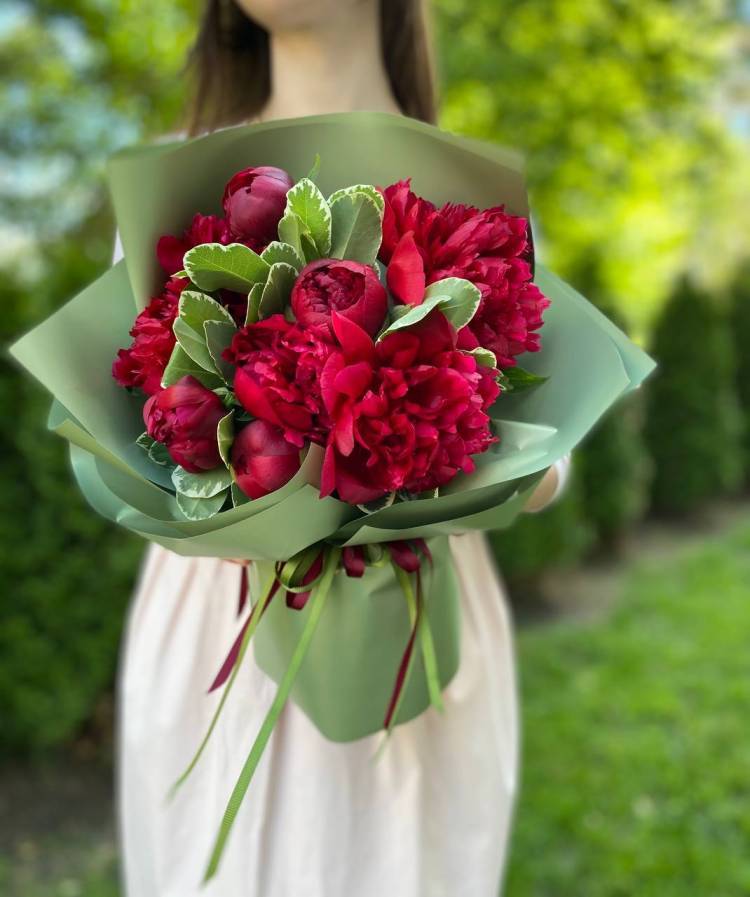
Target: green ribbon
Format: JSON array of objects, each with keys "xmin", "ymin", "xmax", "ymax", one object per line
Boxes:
[
  {"xmin": 387, "ymin": 563, "xmax": 443, "ymax": 734},
  {"xmin": 203, "ymin": 546, "xmax": 342, "ymax": 883},
  {"xmin": 167, "ymin": 567, "xmax": 278, "ymax": 801},
  {"xmin": 415, "ymin": 566, "xmax": 444, "ymax": 715}
]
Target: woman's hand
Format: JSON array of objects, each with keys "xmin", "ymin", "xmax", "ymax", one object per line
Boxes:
[{"xmin": 522, "ymin": 466, "xmax": 559, "ymax": 513}]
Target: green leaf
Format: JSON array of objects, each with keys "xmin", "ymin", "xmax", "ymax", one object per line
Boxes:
[
  {"xmin": 172, "ymin": 269, "xmax": 188, "ymax": 279},
  {"xmin": 259, "ymin": 262, "xmax": 297, "ymax": 319},
  {"xmin": 217, "ymin": 411, "xmax": 234, "ymax": 469},
  {"xmin": 501, "ymin": 365, "xmax": 549, "ymax": 392},
  {"xmin": 422, "ymin": 278, "xmax": 483, "ymax": 329},
  {"xmin": 171, "ymin": 465, "xmax": 233, "ymax": 498},
  {"xmin": 179, "ymin": 290, "xmax": 236, "ymax": 328},
  {"xmin": 329, "ymin": 191, "xmax": 383, "ymax": 265},
  {"xmin": 162, "ymin": 344, "xmax": 224, "ymax": 389},
  {"xmin": 260, "ymin": 241, "xmax": 304, "ymax": 271},
  {"xmin": 277, "ymin": 212, "xmax": 303, "ymax": 259},
  {"xmin": 328, "ymin": 183, "xmax": 384, "ymax": 213},
  {"xmin": 175, "ymin": 489, "xmax": 228, "ymax": 521},
  {"xmin": 204, "ymin": 320, "xmax": 237, "ymax": 381},
  {"xmin": 174, "ymin": 291, "xmax": 235, "ymax": 374},
  {"xmin": 305, "ymin": 153, "xmax": 321, "ymax": 182},
  {"xmin": 183, "ymin": 243, "xmax": 270, "ymax": 293},
  {"xmin": 246, "ymin": 282, "xmax": 264, "ymax": 325},
  {"xmin": 278, "ymin": 178, "xmax": 331, "ymax": 261},
  {"xmin": 136, "ymin": 431, "xmax": 175, "ymax": 468},
  {"xmin": 465, "ymin": 347, "xmax": 497, "ymax": 368},
  {"xmin": 378, "ymin": 277, "xmax": 481, "ymax": 340},
  {"xmin": 173, "ymin": 317, "xmax": 219, "ymax": 374},
  {"xmin": 231, "ymin": 483, "xmax": 250, "ymax": 507}
]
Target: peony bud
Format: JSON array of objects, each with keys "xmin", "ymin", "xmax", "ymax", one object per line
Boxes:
[
  {"xmin": 222, "ymin": 166, "xmax": 293, "ymax": 249},
  {"xmin": 143, "ymin": 376, "xmax": 225, "ymax": 472},
  {"xmin": 291, "ymin": 258, "xmax": 388, "ymax": 337},
  {"xmin": 232, "ymin": 420, "xmax": 302, "ymax": 500}
]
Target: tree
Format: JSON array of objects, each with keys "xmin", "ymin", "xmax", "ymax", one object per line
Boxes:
[
  {"xmin": 434, "ymin": 0, "xmax": 749, "ymax": 334},
  {"xmin": 728, "ymin": 262, "xmax": 750, "ymax": 484},
  {"xmin": 644, "ymin": 278, "xmax": 743, "ymax": 515}
]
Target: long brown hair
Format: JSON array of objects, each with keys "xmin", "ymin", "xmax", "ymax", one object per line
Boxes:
[{"xmin": 185, "ymin": 0, "xmax": 438, "ymax": 135}]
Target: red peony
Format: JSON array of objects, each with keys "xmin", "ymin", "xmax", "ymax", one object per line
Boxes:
[
  {"xmin": 291, "ymin": 258, "xmax": 388, "ymax": 337},
  {"xmin": 378, "ymin": 180, "xmax": 549, "ymax": 367},
  {"xmin": 224, "ymin": 315, "xmax": 333, "ymax": 448},
  {"xmin": 143, "ymin": 376, "xmax": 226, "ymax": 472},
  {"xmin": 232, "ymin": 420, "xmax": 301, "ymax": 499},
  {"xmin": 112, "ymin": 276, "xmax": 188, "ymax": 395},
  {"xmin": 157, "ymin": 214, "xmax": 232, "ymax": 275},
  {"xmin": 319, "ymin": 311, "xmax": 499, "ymax": 504},
  {"xmin": 222, "ymin": 166, "xmax": 294, "ymax": 250}
]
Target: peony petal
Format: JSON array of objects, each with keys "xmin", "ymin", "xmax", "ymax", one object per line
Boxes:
[
  {"xmin": 331, "ymin": 311, "xmax": 375, "ymax": 363},
  {"xmin": 386, "ymin": 232, "xmax": 426, "ymax": 305},
  {"xmin": 320, "ymin": 443, "xmax": 336, "ymax": 498},
  {"xmin": 333, "ymin": 361, "xmax": 373, "ymax": 399},
  {"xmin": 233, "ymin": 367, "xmax": 284, "ymax": 427}
]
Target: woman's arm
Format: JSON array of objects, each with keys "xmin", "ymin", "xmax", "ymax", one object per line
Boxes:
[{"xmin": 522, "ymin": 453, "xmax": 572, "ymax": 514}]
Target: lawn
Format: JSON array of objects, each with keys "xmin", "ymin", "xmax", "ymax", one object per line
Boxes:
[
  {"xmin": 2, "ymin": 511, "xmax": 749, "ymax": 896},
  {"xmin": 507, "ymin": 511, "xmax": 750, "ymax": 896}
]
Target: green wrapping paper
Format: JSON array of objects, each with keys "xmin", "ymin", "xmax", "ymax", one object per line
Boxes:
[
  {"xmin": 10, "ymin": 111, "xmax": 656, "ymax": 743},
  {"xmin": 251, "ymin": 535, "xmax": 461, "ymax": 742}
]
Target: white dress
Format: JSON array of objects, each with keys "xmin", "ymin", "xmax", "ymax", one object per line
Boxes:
[{"xmin": 118, "ymin": 533, "xmax": 519, "ymax": 897}]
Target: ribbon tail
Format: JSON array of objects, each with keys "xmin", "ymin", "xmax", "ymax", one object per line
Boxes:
[
  {"xmin": 168, "ymin": 569, "xmax": 278, "ymax": 801},
  {"xmin": 208, "ymin": 576, "xmax": 280, "ymax": 693},
  {"xmin": 415, "ymin": 567, "xmax": 443, "ymax": 714},
  {"xmin": 202, "ymin": 547, "xmax": 342, "ymax": 884},
  {"xmin": 382, "ymin": 563, "xmax": 422, "ymax": 733},
  {"xmin": 237, "ymin": 564, "xmax": 249, "ymax": 616}
]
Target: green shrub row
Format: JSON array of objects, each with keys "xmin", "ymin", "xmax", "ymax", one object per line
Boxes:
[
  {"xmin": 1, "ymin": 241, "xmax": 142, "ymax": 757},
  {"xmin": 492, "ymin": 269, "xmax": 749, "ymax": 588}
]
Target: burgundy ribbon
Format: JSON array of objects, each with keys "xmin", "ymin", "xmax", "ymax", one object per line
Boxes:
[
  {"xmin": 286, "ymin": 552, "xmax": 324, "ymax": 610},
  {"xmin": 382, "ymin": 580, "xmax": 422, "ymax": 730},
  {"xmin": 209, "ymin": 571, "xmax": 281, "ymax": 693},
  {"xmin": 237, "ymin": 564, "xmax": 249, "ymax": 616}
]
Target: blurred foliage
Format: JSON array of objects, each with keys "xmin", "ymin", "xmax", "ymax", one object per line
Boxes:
[
  {"xmin": 0, "ymin": 231, "xmax": 142, "ymax": 756},
  {"xmin": 434, "ymin": 0, "xmax": 750, "ymax": 335},
  {"xmin": 1, "ymin": 2, "xmax": 198, "ymax": 754},
  {"xmin": 645, "ymin": 279, "xmax": 743, "ymax": 515},
  {"xmin": 576, "ymin": 294, "xmax": 652, "ymax": 552},
  {"xmin": 489, "ymin": 462, "xmax": 594, "ymax": 588},
  {"xmin": 729, "ymin": 263, "xmax": 750, "ymax": 482}
]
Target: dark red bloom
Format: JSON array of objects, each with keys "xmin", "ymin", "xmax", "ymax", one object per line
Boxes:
[
  {"xmin": 143, "ymin": 376, "xmax": 225, "ymax": 472},
  {"xmin": 157, "ymin": 214, "xmax": 232, "ymax": 275},
  {"xmin": 319, "ymin": 311, "xmax": 500, "ymax": 504},
  {"xmin": 222, "ymin": 166, "xmax": 294, "ymax": 250},
  {"xmin": 378, "ymin": 180, "xmax": 549, "ymax": 367},
  {"xmin": 232, "ymin": 420, "xmax": 301, "ymax": 500},
  {"xmin": 224, "ymin": 315, "xmax": 333, "ymax": 448},
  {"xmin": 291, "ymin": 258, "xmax": 388, "ymax": 337},
  {"xmin": 112, "ymin": 276, "xmax": 188, "ymax": 395},
  {"xmin": 342, "ymin": 546, "xmax": 366, "ymax": 578}
]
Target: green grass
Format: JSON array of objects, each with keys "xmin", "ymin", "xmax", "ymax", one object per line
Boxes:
[
  {"xmin": 507, "ymin": 515, "xmax": 750, "ymax": 897},
  {"xmin": 0, "ymin": 838, "xmax": 118, "ymax": 897}
]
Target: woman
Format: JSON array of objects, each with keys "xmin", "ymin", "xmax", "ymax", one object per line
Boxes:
[{"xmin": 116, "ymin": 2, "xmax": 570, "ymax": 895}]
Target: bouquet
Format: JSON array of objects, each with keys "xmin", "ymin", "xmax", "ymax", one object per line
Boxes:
[{"xmin": 11, "ymin": 111, "xmax": 655, "ymax": 880}]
